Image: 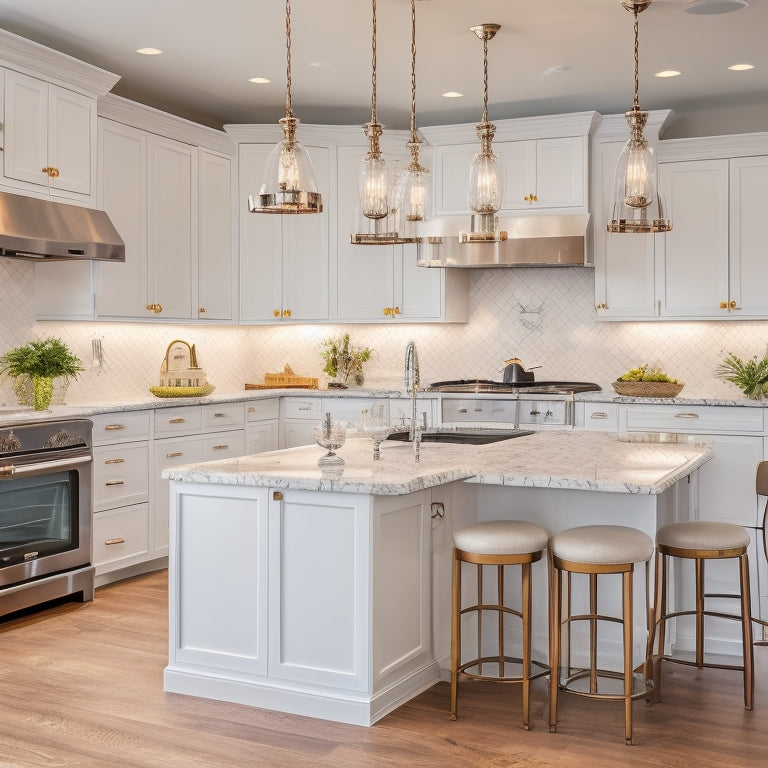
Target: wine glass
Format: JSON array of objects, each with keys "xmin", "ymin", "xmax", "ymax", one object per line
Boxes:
[
  {"xmin": 313, "ymin": 414, "xmax": 347, "ymax": 467},
  {"xmin": 360, "ymin": 409, "xmax": 393, "ymax": 461}
]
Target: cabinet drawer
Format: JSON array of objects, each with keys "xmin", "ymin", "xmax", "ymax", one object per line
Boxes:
[
  {"xmin": 201, "ymin": 431, "xmax": 246, "ymax": 460},
  {"xmin": 91, "ymin": 410, "xmax": 151, "ymax": 444},
  {"xmin": 321, "ymin": 397, "xmax": 385, "ymax": 426},
  {"xmin": 92, "ymin": 503, "xmax": 150, "ymax": 570},
  {"xmin": 282, "ymin": 398, "xmax": 321, "ymax": 419},
  {"xmin": 624, "ymin": 405, "xmax": 764, "ymax": 434},
  {"xmin": 247, "ymin": 399, "xmax": 280, "ymax": 421},
  {"xmin": 155, "ymin": 435, "xmax": 204, "ymax": 472},
  {"xmin": 202, "ymin": 402, "xmax": 245, "ymax": 432},
  {"xmin": 154, "ymin": 406, "xmax": 202, "ymax": 436},
  {"xmin": 93, "ymin": 442, "xmax": 150, "ymax": 512},
  {"xmin": 583, "ymin": 403, "xmax": 618, "ymax": 431}
]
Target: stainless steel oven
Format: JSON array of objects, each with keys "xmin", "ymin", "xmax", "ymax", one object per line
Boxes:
[{"xmin": 0, "ymin": 418, "xmax": 94, "ymax": 617}]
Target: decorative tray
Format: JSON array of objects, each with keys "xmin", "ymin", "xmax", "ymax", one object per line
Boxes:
[
  {"xmin": 611, "ymin": 381, "xmax": 684, "ymax": 398},
  {"xmin": 149, "ymin": 383, "xmax": 215, "ymax": 398}
]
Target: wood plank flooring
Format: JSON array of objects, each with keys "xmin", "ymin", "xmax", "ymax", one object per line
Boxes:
[{"xmin": 0, "ymin": 570, "xmax": 766, "ymax": 767}]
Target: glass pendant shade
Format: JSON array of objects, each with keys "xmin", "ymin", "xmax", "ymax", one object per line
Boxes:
[
  {"xmin": 404, "ymin": 166, "xmax": 428, "ymax": 223},
  {"xmin": 469, "ymin": 150, "xmax": 503, "ymax": 216},
  {"xmin": 359, "ymin": 152, "xmax": 389, "ymax": 220},
  {"xmin": 252, "ymin": 117, "xmax": 322, "ymax": 214}
]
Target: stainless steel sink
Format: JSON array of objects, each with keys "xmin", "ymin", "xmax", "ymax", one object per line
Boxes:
[{"xmin": 386, "ymin": 428, "xmax": 534, "ymax": 445}]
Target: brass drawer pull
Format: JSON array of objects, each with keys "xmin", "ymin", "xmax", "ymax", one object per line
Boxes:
[
  {"xmin": 166, "ymin": 451, "xmax": 183, "ymax": 458},
  {"xmin": 674, "ymin": 412, "xmax": 700, "ymax": 419},
  {"xmin": 590, "ymin": 412, "xmax": 608, "ymax": 419},
  {"xmin": 105, "ymin": 480, "xmax": 125, "ymax": 487},
  {"xmin": 104, "ymin": 424, "xmax": 126, "ymax": 431},
  {"xmin": 168, "ymin": 417, "xmax": 186, "ymax": 424},
  {"xmin": 104, "ymin": 458, "xmax": 125, "ymax": 464},
  {"xmin": 104, "ymin": 538, "xmax": 126, "ymax": 546},
  {"xmin": 212, "ymin": 444, "xmax": 228, "ymax": 450},
  {"xmin": 213, "ymin": 413, "xmax": 226, "ymax": 418}
]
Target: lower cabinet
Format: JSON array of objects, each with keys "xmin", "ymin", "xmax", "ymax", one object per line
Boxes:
[{"xmin": 246, "ymin": 399, "xmax": 279, "ymax": 454}]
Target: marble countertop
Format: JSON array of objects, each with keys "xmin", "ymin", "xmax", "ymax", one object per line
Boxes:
[{"xmin": 163, "ymin": 431, "xmax": 713, "ymax": 497}]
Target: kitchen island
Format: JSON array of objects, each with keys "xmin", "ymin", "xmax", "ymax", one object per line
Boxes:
[{"xmin": 162, "ymin": 431, "xmax": 712, "ymax": 726}]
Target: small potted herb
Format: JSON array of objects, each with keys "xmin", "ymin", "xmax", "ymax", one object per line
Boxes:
[
  {"xmin": 320, "ymin": 333, "xmax": 372, "ymax": 388},
  {"xmin": 0, "ymin": 337, "xmax": 85, "ymax": 410}
]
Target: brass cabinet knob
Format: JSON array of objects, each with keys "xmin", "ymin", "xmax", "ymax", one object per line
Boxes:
[
  {"xmin": 284, "ymin": 308, "xmax": 292, "ymax": 317},
  {"xmin": 719, "ymin": 301, "xmax": 727, "ymax": 309},
  {"xmin": 146, "ymin": 303, "xmax": 163, "ymax": 313},
  {"xmin": 383, "ymin": 306, "xmax": 401, "ymax": 316},
  {"xmin": 524, "ymin": 193, "xmax": 538, "ymax": 203},
  {"xmin": 393, "ymin": 306, "xmax": 401, "ymax": 315},
  {"xmin": 383, "ymin": 307, "xmax": 391, "ymax": 316},
  {"xmin": 42, "ymin": 166, "xmax": 60, "ymax": 178},
  {"xmin": 729, "ymin": 300, "xmax": 737, "ymax": 309},
  {"xmin": 199, "ymin": 307, "xmax": 206, "ymax": 314},
  {"xmin": 596, "ymin": 302, "xmax": 608, "ymax": 310},
  {"xmin": 273, "ymin": 309, "xmax": 281, "ymax": 317}
]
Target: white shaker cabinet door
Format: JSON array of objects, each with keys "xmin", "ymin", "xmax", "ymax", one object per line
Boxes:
[
  {"xmin": 657, "ymin": 159, "xmax": 729, "ymax": 318},
  {"xmin": 2, "ymin": 70, "xmax": 48, "ymax": 188},
  {"xmin": 728, "ymin": 156, "xmax": 768, "ymax": 317},
  {"xmin": 48, "ymin": 84, "xmax": 93, "ymax": 197},
  {"xmin": 96, "ymin": 119, "xmax": 148, "ymax": 318}
]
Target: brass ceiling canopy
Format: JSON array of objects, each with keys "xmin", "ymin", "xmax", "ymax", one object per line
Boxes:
[{"xmin": 608, "ymin": 0, "xmax": 671, "ymax": 234}]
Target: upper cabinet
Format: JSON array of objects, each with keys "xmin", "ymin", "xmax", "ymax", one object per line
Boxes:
[
  {"xmin": 593, "ymin": 124, "xmax": 768, "ymax": 321},
  {"xmin": 2, "ymin": 70, "xmax": 94, "ymax": 199},
  {"xmin": 237, "ymin": 141, "xmax": 330, "ymax": 323},
  {"xmin": 334, "ymin": 144, "xmax": 468, "ymax": 322}
]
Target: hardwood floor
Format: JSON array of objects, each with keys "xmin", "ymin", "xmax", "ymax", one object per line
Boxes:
[{"xmin": 0, "ymin": 570, "xmax": 765, "ymax": 767}]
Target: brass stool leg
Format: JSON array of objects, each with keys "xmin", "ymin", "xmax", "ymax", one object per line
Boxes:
[
  {"xmin": 477, "ymin": 563, "xmax": 484, "ymax": 676},
  {"xmin": 655, "ymin": 550, "xmax": 668, "ymax": 703},
  {"xmin": 522, "ymin": 561, "xmax": 532, "ymax": 730},
  {"xmin": 695, "ymin": 557, "xmax": 705, "ymax": 668},
  {"xmin": 498, "ymin": 564, "xmax": 505, "ymax": 677},
  {"xmin": 450, "ymin": 550, "xmax": 460, "ymax": 721},
  {"xmin": 589, "ymin": 572, "xmax": 598, "ymax": 693},
  {"xmin": 549, "ymin": 560, "xmax": 561, "ymax": 733},
  {"xmin": 739, "ymin": 552, "xmax": 755, "ymax": 710},
  {"xmin": 623, "ymin": 569, "xmax": 634, "ymax": 746}
]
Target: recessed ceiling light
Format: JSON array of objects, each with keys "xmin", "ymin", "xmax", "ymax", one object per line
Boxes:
[
  {"xmin": 541, "ymin": 65, "xmax": 571, "ymax": 77},
  {"xmin": 684, "ymin": 0, "xmax": 748, "ymax": 15},
  {"xmin": 248, "ymin": 77, "xmax": 271, "ymax": 84},
  {"xmin": 729, "ymin": 63, "xmax": 755, "ymax": 71},
  {"xmin": 655, "ymin": 70, "xmax": 683, "ymax": 78},
  {"xmin": 442, "ymin": 91, "xmax": 463, "ymax": 98},
  {"xmin": 136, "ymin": 47, "xmax": 162, "ymax": 55}
]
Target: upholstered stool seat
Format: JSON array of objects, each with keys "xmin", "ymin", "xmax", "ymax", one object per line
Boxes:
[
  {"xmin": 549, "ymin": 525, "xmax": 654, "ymax": 746},
  {"xmin": 653, "ymin": 519, "xmax": 754, "ymax": 710},
  {"xmin": 451, "ymin": 520, "xmax": 550, "ymax": 730}
]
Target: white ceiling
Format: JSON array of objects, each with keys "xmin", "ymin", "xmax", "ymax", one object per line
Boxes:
[{"xmin": 0, "ymin": 0, "xmax": 764, "ymax": 132}]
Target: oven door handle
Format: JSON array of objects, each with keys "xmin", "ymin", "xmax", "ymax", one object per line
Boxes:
[{"xmin": 0, "ymin": 454, "xmax": 92, "ymax": 478}]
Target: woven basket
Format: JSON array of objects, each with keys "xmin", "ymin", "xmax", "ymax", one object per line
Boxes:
[
  {"xmin": 247, "ymin": 364, "xmax": 319, "ymax": 390},
  {"xmin": 611, "ymin": 380, "xmax": 684, "ymax": 398}
]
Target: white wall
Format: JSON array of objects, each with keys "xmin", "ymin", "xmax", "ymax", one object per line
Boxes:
[{"xmin": 1, "ymin": 256, "xmax": 765, "ymax": 405}]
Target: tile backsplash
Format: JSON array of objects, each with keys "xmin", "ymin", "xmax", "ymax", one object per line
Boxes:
[{"xmin": 1, "ymin": 257, "xmax": 766, "ymax": 404}]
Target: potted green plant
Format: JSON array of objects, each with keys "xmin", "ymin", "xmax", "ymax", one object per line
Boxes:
[
  {"xmin": 0, "ymin": 337, "xmax": 85, "ymax": 410},
  {"xmin": 320, "ymin": 333, "xmax": 372, "ymax": 388},
  {"xmin": 715, "ymin": 349, "xmax": 768, "ymax": 400}
]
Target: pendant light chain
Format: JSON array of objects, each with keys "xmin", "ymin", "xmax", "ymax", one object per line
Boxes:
[
  {"xmin": 285, "ymin": 0, "xmax": 293, "ymax": 118},
  {"xmin": 633, "ymin": 6, "xmax": 640, "ymax": 110},
  {"xmin": 371, "ymin": 0, "xmax": 378, "ymax": 125},
  {"xmin": 409, "ymin": 0, "xmax": 417, "ymax": 140},
  {"xmin": 482, "ymin": 34, "xmax": 489, "ymax": 125}
]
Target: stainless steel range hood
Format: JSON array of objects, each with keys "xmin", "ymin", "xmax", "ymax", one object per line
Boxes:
[
  {"xmin": 416, "ymin": 213, "xmax": 591, "ymax": 268},
  {"xmin": 0, "ymin": 190, "xmax": 125, "ymax": 262}
]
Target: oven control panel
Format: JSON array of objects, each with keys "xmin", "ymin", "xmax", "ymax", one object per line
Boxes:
[{"xmin": 440, "ymin": 395, "xmax": 573, "ymax": 428}]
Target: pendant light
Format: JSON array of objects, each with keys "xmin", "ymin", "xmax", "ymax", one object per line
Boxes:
[
  {"xmin": 351, "ymin": 0, "xmax": 408, "ymax": 244},
  {"xmin": 401, "ymin": 0, "xmax": 429, "ymax": 242},
  {"xmin": 462, "ymin": 23, "xmax": 507, "ymax": 244},
  {"xmin": 249, "ymin": 0, "xmax": 322, "ymax": 215},
  {"xmin": 608, "ymin": 1, "xmax": 670, "ymax": 234}
]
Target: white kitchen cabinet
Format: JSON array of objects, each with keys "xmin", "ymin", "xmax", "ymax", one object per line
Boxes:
[
  {"xmin": 335, "ymin": 146, "xmax": 469, "ymax": 322},
  {"xmin": 280, "ymin": 397, "xmax": 322, "ymax": 449},
  {"xmin": 433, "ymin": 136, "xmax": 586, "ymax": 215},
  {"xmin": 594, "ymin": 140, "xmax": 657, "ymax": 318},
  {"xmin": 198, "ymin": 149, "xmax": 235, "ymax": 320},
  {"xmin": 246, "ymin": 400, "xmax": 279, "ymax": 454},
  {"xmin": 152, "ymin": 402, "xmax": 246, "ymax": 555},
  {"xmin": 90, "ymin": 411, "xmax": 152, "ymax": 582},
  {"xmin": 2, "ymin": 69, "xmax": 94, "ymax": 199},
  {"xmin": 238, "ymin": 143, "xmax": 330, "ymax": 322}
]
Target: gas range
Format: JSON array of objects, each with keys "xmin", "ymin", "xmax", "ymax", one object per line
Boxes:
[{"xmin": 427, "ymin": 379, "xmax": 601, "ymax": 395}]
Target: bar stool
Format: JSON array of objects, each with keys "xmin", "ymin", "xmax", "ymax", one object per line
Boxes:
[
  {"xmin": 549, "ymin": 524, "xmax": 654, "ymax": 746},
  {"xmin": 653, "ymin": 519, "xmax": 754, "ymax": 709},
  {"xmin": 450, "ymin": 520, "xmax": 550, "ymax": 730}
]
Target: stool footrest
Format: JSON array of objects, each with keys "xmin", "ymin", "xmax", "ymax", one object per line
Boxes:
[
  {"xmin": 458, "ymin": 655, "xmax": 549, "ymax": 684},
  {"xmin": 559, "ymin": 668, "xmax": 652, "ymax": 702}
]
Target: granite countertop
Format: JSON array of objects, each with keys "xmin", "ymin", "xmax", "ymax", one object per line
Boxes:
[{"xmin": 163, "ymin": 431, "xmax": 714, "ymax": 497}]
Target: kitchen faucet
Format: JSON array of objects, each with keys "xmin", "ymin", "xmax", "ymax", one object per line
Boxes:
[{"xmin": 404, "ymin": 340, "xmax": 421, "ymax": 462}]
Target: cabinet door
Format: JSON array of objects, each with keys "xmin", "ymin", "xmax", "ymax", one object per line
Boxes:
[
  {"xmin": 48, "ymin": 84, "xmax": 93, "ymax": 196},
  {"xmin": 498, "ymin": 139, "xmax": 537, "ymax": 211},
  {"xmin": 281, "ymin": 145, "xmax": 330, "ymax": 320},
  {"xmin": 96, "ymin": 119, "xmax": 148, "ymax": 318},
  {"xmin": 335, "ymin": 146, "xmax": 395, "ymax": 320},
  {"xmin": 198, "ymin": 149, "xmax": 234, "ymax": 320},
  {"xmin": 729, "ymin": 156, "xmax": 768, "ymax": 317},
  {"xmin": 3, "ymin": 70, "xmax": 48, "ymax": 188},
  {"xmin": 658, "ymin": 160, "xmax": 729, "ymax": 318},
  {"xmin": 395, "ymin": 244, "xmax": 444, "ymax": 321},
  {"xmin": 595, "ymin": 141, "xmax": 657, "ymax": 318},
  {"xmin": 238, "ymin": 144, "xmax": 281, "ymax": 321},
  {"xmin": 432, "ymin": 144, "xmax": 475, "ymax": 215},
  {"xmin": 247, "ymin": 421, "xmax": 279, "ymax": 454},
  {"xmin": 535, "ymin": 136, "xmax": 585, "ymax": 209},
  {"xmin": 148, "ymin": 136, "xmax": 197, "ymax": 319}
]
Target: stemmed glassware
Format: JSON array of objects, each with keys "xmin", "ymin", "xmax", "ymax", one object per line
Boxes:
[
  {"xmin": 360, "ymin": 408, "xmax": 393, "ymax": 461},
  {"xmin": 313, "ymin": 413, "xmax": 346, "ymax": 467}
]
